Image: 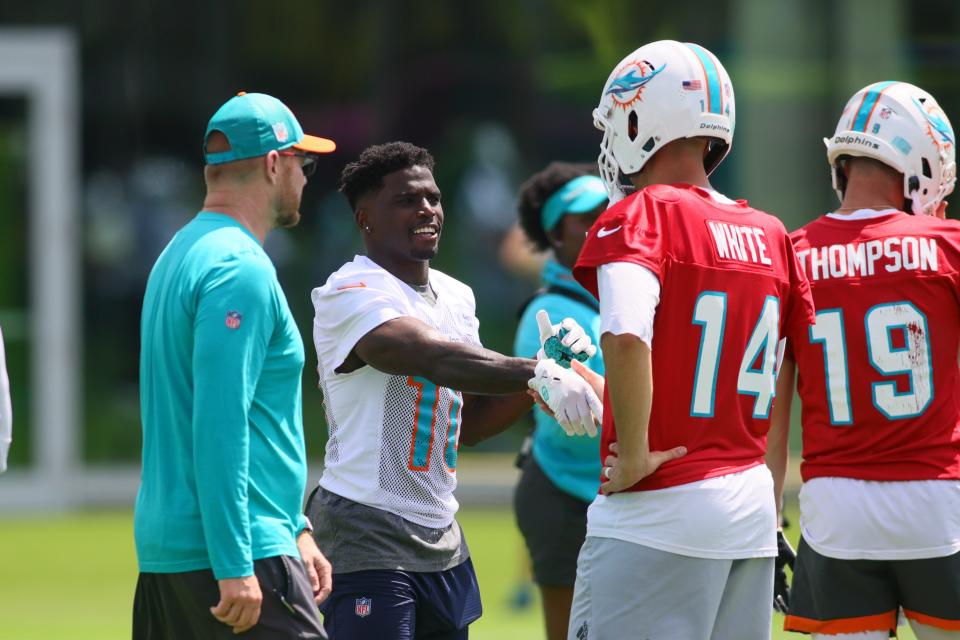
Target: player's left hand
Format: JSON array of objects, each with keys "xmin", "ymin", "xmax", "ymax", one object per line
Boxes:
[
  {"xmin": 297, "ymin": 530, "xmax": 333, "ymax": 604},
  {"xmin": 600, "ymin": 441, "xmax": 687, "ymax": 494},
  {"xmin": 773, "ymin": 529, "xmax": 796, "ymax": 613},
  {"xmin": 536, "ymin": 310, "xmax": 597, "ymax": 365},
  {"xmin": 570, "ymin": 360, "xmax": 605, "ymax": 398}
]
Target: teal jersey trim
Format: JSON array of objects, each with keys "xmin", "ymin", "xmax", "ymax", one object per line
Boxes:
[
  {"xmin": 514, "ymin": 261, "xmax": 603, "ymax": 503},
  {"xmin": 135, "ymin": 212, "xmax": 307, "ymax": 579}
]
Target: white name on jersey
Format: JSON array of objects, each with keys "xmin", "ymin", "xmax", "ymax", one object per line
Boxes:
[
  {"xmin": 797, "ymin": 236, "xmax": 937, "ymax": 281},
  {"xmin": 707, "ymin": 220, "xmax": 772, "ymax": 266}
]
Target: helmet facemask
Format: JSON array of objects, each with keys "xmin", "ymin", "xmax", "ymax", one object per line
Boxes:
[{"xmin": 594, "ymin": 107, "xmax": 634, "ymax": 204}]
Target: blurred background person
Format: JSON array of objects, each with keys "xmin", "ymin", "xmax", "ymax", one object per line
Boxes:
[
  {"xmin": 499, "ymin": 223, "xmax": 548, "ymax": 284},
  {"xmin": 512, "ymin": 163, "xmax": 607, "ymax": 640}
]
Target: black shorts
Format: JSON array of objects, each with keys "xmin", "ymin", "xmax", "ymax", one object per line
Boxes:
[
  {"xmin": 785, "ymin": 537, "xmax": 960, "ymax": 635},
  {"xmin": 133, "ymin": 555, "xmax": 326, "ymax": 640},
  {"xmin": 513, "ymin": 456, "xmax": 590, "ymax": 587}
]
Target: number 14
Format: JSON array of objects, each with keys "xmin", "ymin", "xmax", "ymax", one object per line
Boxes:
[{"xmin": 690, "ymin": 293, "xmax": 780, "ymax": 419}]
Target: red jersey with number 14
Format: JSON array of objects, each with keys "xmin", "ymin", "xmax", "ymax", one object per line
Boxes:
[
  {"xmin": 790, "ymin": 212, "xmax": 960, "ymax": 482},
  {"xmin": 574, "ymin": 184, "xmax": 815, "ymax": 492}
]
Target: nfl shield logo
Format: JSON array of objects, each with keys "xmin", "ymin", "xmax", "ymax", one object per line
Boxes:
[
  {"xmin": 225, "ymin": 310, "xmax": 242, "ymax": 329},
  {"xmin": 272, "ymin": 122, "xmax": 289, "ymax": 142},
  {"xmin": 355, "ymin": 597, "xmax": 372, "ymax": 617}
]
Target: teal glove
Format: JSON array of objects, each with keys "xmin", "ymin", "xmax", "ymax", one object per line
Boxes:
[{"xmin": 536, "ymin": 310, "xmax": 596, "ymax": 369}]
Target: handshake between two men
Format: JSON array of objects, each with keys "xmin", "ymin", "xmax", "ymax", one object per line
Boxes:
[{"xmin": 528, "ymin": 310, "xmax": 604, "ymax": 438}]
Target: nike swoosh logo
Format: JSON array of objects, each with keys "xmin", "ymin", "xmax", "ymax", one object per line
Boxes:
[
  {"xmin": 336, "ymin": 282, "xmax": 367, "ymax": 291},
  {"xmin": 596, "ymin": 226, "xmax": 622, "ymax": 238}
]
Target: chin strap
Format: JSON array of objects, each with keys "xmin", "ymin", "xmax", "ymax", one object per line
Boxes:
[
  {"xmin": 909, "ymin": 190, "xmax": 927, "ymax": 215},
  {"xmin": 605, "ymin": 182, "xmax": 630, "ymax": 205}
]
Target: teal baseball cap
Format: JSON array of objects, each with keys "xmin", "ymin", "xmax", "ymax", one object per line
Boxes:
[
  {"xmin": 203, "ymin": 91, "xmax": 336, "ymax": 165},
  {"xmin": 541, "ymin": 175, "xmax": 608, "ymax": 231}
]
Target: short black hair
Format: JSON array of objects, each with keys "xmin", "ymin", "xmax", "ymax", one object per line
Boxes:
[
  {"xmin": 517, "ymin": 162, "xmax": 598, "ymax": 252},
  {"xmin": 339, "ymin": 141, "xmax": 435, "ymax": 210}
]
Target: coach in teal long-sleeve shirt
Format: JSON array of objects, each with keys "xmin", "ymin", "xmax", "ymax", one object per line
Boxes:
[
  {"xmin": 133, "ymin": 92, "xmax": 335, "ymax": 639},
  {"xmin": 136, "ymin": 212, "xmax": 309, "ymax": 577}
]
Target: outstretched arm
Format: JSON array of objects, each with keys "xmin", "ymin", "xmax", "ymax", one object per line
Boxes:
[
  {"xmin": 347, "ymin": 313, "xmax": 596, "ymax": 437},
  {"xmin": 353, "ymin": 316, "xmax": 535, "ymax": 394}
]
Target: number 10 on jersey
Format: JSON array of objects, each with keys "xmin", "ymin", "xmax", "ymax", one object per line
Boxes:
[
  {"xmin": 406, "ymin": 376, "xmax": 463, "ymax": 472},
  {"xmin": 690, "ymin": 292, "xmax": 781, "ymax": 419}
]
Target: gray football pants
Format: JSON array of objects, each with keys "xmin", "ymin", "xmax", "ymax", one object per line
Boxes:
[{"xmin": 567, "ymin": 536, "xmax": 774, "ymax": 640}]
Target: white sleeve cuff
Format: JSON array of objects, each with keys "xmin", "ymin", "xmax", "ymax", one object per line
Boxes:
[{"xmin": 598, "ymin": 262, "xmax": 661, "ymax": 350}]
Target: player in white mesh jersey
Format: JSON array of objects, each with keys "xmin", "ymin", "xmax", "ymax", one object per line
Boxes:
[{"xmin": 307, "ymin": 142, "xmax": 601, "ymax": 640}]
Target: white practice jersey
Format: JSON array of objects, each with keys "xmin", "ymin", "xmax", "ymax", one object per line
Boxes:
[{"xmin": 312, "ymin": 255, "xmax": 482, "ymax": 529}]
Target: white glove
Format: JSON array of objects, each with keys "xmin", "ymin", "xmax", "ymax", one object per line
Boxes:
[
  {"xmin": 528, "ymin": 359, "xmax": 603, "ymax": 437},
  {"xmin": 536, "ymin": 310, "xmax": 597, "ymax": 362}
]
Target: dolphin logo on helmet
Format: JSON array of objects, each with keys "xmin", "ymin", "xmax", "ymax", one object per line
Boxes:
[
  {"xmin": 606, "ymin": 63, "xmax": 666, "ymax": 100},
  {"xmin": 912, "ymin": 98, "xmax": 955, "ymax": 146}
]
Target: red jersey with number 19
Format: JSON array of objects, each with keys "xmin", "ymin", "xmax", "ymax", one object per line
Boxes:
[
  {"xmin": 789, "ymin": 212, "xmax": 960, "ymax": 482},
  {"xmin": 574, "ymin": 184, "xmax": 815, "ymax": 492}
]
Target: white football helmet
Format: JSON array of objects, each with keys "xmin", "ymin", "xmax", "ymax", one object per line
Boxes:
[
  {"xmin": 593, "ymin": 40, "xmax": 736, "ymax": 203},
  {"xmin": 825, "ymin": 81, "xmax": 956, "ymax": 215}
]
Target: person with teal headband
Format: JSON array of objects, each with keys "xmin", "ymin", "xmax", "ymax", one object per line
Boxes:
[
  {"xmin": 133, "ymin": 92, "xmax": 334, "ymax": 639},
  {"xmin": 512, "ymin": 162, "xmax": 607, "ymax": 640}
]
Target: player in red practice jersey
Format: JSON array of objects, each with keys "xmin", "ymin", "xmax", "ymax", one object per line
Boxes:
[
  {"xmin": 774, "ymin": 82, "xmax": 960, "ymax": 640},
  {"xmin": 562, "ymin": 40, "xmax": 815, "ymax": 640}
]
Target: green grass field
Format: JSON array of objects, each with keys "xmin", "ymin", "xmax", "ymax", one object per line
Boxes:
[{"xmin": 0, "ymin": 504, "xmax": 918, "ymax": 640}]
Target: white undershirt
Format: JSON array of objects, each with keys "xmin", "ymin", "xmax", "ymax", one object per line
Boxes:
[
  {"xmin": 800, "ymin": 478, "xmax": 960, "ymax": 560},
  {"xmin": 705, "ymin": 188, "xmax": 738, "ymax": 206},
  {"xmin": 598, "ymin": 262, "xmax": 660, "ymax": 349},
  {"xmin": 825, "ymin": 207, "xmax": 898, "ymax": 220},
  {"xmin": 587, "ymin": 465, "xmax": 778, "ymax": 558}
]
